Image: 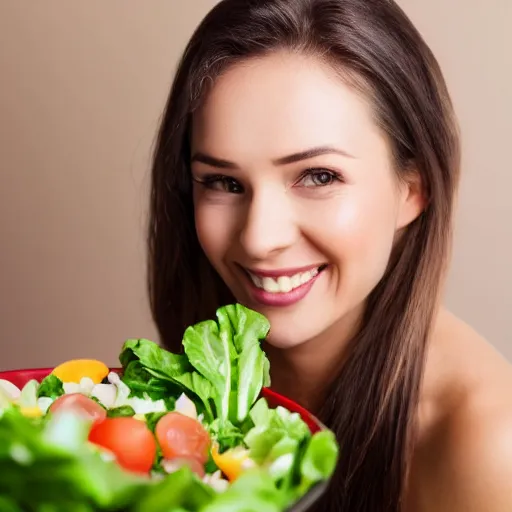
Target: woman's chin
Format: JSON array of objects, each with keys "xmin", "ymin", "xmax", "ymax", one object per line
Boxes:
[{"xmin": 263, "ymin": 329, "xmax": 312, "ymax": 350}]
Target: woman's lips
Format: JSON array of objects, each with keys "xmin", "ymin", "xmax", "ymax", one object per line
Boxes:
[
  {"xmin": 241, "ymin": 264, "xmax": 327, "ymax": 307},
  {"xmin": 244, "ymin": 263, "xmax": 323, "ymax": 278}
]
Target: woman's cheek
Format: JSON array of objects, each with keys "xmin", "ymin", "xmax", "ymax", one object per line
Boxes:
[
  {"xmin": 194, "ymin": 201, "xmax": 236, "ymax": 260},
  {"xmin": 306, "ymin": 193, "xmax": 397, "ymax": 273},
  {"xmin": 304, "ymin": 195, "xmax": 370, "ymax": 247}
]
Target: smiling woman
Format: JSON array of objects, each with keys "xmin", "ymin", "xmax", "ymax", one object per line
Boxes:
[
  {"xmin": 190, "ymin": 53, "xmax": 417, "ymax": 350},
  {"xmin": 147, "ymin": 1, "xmax": 512, "ymax": 511}
]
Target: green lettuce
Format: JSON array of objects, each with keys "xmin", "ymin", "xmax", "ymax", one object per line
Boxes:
[
  {"xmin": 107, "ymin": 405, "xmax": 136, "ymax": 418},
  {"xmin": 219, "ymin": 304, "xmax": 271, "ymax": 422},
  {"xmin": 297, "ymin": 430, "xmax": 339, "ymax": 495},
  {"xmin": 36, "ymin": 374, "xmax": 64, "ymax": 400},
  {"xmin": 121, "ymin": 360, "xmax": 177, "ymax": 400},
  {"xmin": 180, "ymin": 304, "xmax": 271, "ymax": 426},
  {"xmin": 244, "ymin": 398, "xmax": 310, "ymax": 464},
  {"xmin": 199, "ymin": 470, "xmax": 290, "ymax": 512},
  {"xmin": 119, "ymin": 338, "xmax": 216, "ymax": 422},
  {"xmin": 242, "ymin": 398, "xmax": 339, "ymax": 498},
  {"xmin": 119, "ymin": 304, "xmax": 271, "ymax": 429},
  {"xmin": 131, "ymin": 466, "xmax": 215, "ymax": 512}
]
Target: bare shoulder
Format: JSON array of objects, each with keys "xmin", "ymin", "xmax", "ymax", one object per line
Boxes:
[{"xmin": 409, "ymin": 310, "xmax": 512, "ymax": 512}]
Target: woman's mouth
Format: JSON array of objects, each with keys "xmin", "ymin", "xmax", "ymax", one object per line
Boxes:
[{"xmin": 241, "ymin": 264, "xmax": 328, "ymax": 307}]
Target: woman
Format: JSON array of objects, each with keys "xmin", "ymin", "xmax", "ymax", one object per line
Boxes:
[{"xmin": 147, "ymin": 0, "xmax": 512, "ymax": 510}]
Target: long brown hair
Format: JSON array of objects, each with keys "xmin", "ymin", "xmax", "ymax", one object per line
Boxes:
[{"xmin": 147, "ymin": 1, "xmax": 461, "ymax": 510}]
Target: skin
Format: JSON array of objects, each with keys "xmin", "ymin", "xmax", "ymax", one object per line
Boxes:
[{"xmin": 190, "ymin": 52, "xmax": 512, "ymax": 510}]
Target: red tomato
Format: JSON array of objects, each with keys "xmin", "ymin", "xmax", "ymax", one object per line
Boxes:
[
  {"xmin": 162, "ymin": 456, "xmax": 206, "ymax": 478},
  {"xmin": 155, "ymin": 412, "xmax": 211, "ymax": 464},
  {"xmin": 88, "ymin": 417, "xmax": 157, "ymax": 474},
  {"xmin": 49, "ymin": 393, "xmax": 107, "ymax": 422}
]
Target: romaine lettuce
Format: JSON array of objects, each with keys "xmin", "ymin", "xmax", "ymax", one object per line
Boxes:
[{"xmin": 120, "ymin": 304, "xmax": 271, "ymax": 429}]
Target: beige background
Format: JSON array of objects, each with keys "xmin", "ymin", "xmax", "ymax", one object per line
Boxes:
[{"xmin": 0, "ymin": 1, "xmax": 510, "ymax": 371}]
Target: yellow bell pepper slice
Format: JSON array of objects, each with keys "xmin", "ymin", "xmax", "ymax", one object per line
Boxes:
[
  {"xmin": 52, "ymin": 359, "xmax": 109, "ymax": 384},
  {"xmin": 211, "ymin": 443, "xmax": 255, "ymax": 481}
]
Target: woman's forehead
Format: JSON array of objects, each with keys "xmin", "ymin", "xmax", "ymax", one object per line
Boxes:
[{"xmin": 191, "ymin": 52, "xmax": 383, "ymax": 164}]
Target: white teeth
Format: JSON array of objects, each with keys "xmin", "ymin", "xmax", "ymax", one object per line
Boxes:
[
  {"xmin": 261, "ymin": 277, "xmax": 280, "ymax": 293},
  {"xmin": 291, "ymin": 274, "xmax": 302, "ymax": 288},
  {"xmin": 248, "ymin": 273, "xmax": 263, "ymax": 288},
  {"xmin": 300, "ymin": 272, "xmax": 311, "ymax": 285},
  {"xmin": 277, "ymin": 276, "xmax": 292, "ymax": 293},
  {"xmin": 249, "ymin": 267, "xmax": 321, "ymax": 294}
]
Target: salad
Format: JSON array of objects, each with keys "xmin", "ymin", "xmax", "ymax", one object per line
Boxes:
[{"xmin": 0, "ymin": 304, "xmax": 338, "ymax": 512}]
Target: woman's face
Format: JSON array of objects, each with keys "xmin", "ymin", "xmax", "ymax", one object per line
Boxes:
[{"xmin": 191, "ymin": 52, "xmax": 422, "ymax": 349}]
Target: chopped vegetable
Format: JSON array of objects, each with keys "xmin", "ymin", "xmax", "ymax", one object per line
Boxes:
[
  {"xmin": 0, "ymin": 379, "xmax": 21, "ymax": 401},
  {"xmin": 88, "ymin": 417, "xmax": 157, "ymax": 474},
  {"xmin": 211, "ymin": 444, "xmax": 255, "ymax": 482},
  {"xmin": 52, "ymin": 358, "xmax": 109, "ymax": 384},
  {"xmin": 18, "ymin": 379, "xmax": 38, "ymax": 407},
  {"xmin": 107, "ymin": 405, "xmax": 136, "ymax": 418},
  {"xmin": 49, "ymin": 393, "xmax": 107, "ymax": 422},
  {"xmin": 155, "ymin": 412, "xmax": 211, "ymax": 464},
  {"xmin": 37, "ymin": 374, "xmax": 65, "ymax": 399}
]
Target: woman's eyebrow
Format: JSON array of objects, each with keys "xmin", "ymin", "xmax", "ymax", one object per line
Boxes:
[
  {"xmin": 190, "ymin": 152, "xmax": 238, "ymax": 169},
  {"xmin": 273, "ymin": 146, "xmax": 356, "ymax": 165},
  {"xmin": 190, "ymin": 145, "xmax": 355, "ymax": 169}
]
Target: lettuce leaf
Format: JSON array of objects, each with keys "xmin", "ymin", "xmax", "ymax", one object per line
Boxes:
[
  {"xmin": 121, "ymin": 360, "xmax": 176, "ymax": 400},
  {"xmin": 199, "ymin": 470, "xmax": 290, "ymax": 512},
  {"xmin": 36, "ymin": 374, "xmax": 64, "ymax": 400},
  {"xmin": 182, "ymin": 304, "xmax": 270, "ymax": 426},
  {"xmin": 131, "ymin": 466, "xmax": 215, "ymax": 512},
  {"xmin": 182, "ymin": 318, "xmax": 234, "ymax": 425},
  {"xmin": 119, "ymin": 339, "xmax": 215, "ymax": 421},
  {"xmin": 244, "ymin": 398, "xmax": 310, "ymax": 464},
  {"xmin": 120, "ymin": 304, "xmax": 271, "ymax": 428},
  {"xmin": 107, "ymin": 405, "xmax": 136, "ymax": 418},
  {"xmin": 120, "ymin": 338, "xmax": 192, "ymax": 376},
  {"xmin": 219, "ymin": 304, "xmax": 271, "ymax": 423},
  {"xmin": 242, "ymin": 398, "xmax": 339, "ymax": 498},
  {"xmin": 207, "ymin": 418, "xmax": 245, "ymax": 453},
  {"xmin": 297, "ymin": 430, "xmax": 339, "ymax": 495}
]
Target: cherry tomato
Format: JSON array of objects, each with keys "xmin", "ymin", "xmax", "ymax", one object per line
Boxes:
[
  {"xmin": 88, "ymin": 417, "xmax": 157, "ymax": 474},
  {"xmin": 162, "ymin": 456, "xmax": 206, "ymax": 478},
  {"xmin": 49, "ymin": 393, "xmax": 107, "ymax": 422},
  {"xmin": 155, "ymin": 412, "xmax": 211, "ymax": 464}
]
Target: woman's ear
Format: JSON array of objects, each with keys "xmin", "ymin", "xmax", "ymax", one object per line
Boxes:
[{"xmin": 396, "ymin": 169, "xmax": 427, "ymax": 230}]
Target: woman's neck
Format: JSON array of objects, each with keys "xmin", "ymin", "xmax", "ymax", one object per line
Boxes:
[{"xmin": 264, "ymin": 305, "xmax": 363, "ymax": 412}]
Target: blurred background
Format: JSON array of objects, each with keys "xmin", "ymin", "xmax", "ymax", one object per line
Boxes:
[{"xmin": 0, "ymin": 1, "xmax": 510, "ymax": 371}]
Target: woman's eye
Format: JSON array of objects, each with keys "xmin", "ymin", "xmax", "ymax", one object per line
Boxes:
[
  {"xmin": 298, "ymin": 169, "xmax": 341, "ymax": 188},
  {"xmin": 197, "ymin": 175, "xmax": 244, "ymax": 194}
]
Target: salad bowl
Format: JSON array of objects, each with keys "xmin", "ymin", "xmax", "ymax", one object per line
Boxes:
[
  {"xmin": 0, "ymin": 368, "xmax": 331, "ymax": 511},
  {"xmin": 0, "ymin": 304, "xmax": 338, "ymax": 512}
]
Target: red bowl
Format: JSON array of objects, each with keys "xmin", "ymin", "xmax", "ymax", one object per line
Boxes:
[{"xmin": 0, "ymin": 367, "xmax": 330, "ymax": 511}]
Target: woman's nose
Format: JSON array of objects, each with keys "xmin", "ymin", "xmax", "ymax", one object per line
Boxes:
[{"xmin": 238, "ymin": 189, "xmax": 298, "ymax": 261}]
